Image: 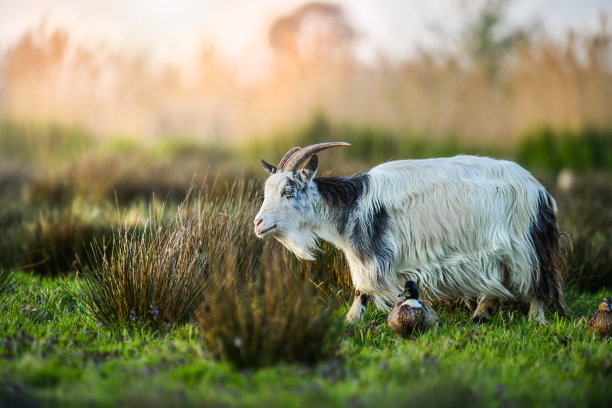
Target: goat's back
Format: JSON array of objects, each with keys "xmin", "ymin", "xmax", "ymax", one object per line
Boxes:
[{"xmin": 358, "ymin": 155, "xmax": 551, "ymax": 303}]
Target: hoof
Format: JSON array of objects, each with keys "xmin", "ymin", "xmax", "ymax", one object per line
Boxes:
[{"xmin": 472, "ymin": 316, "xmax": 489, "ymax": 325}]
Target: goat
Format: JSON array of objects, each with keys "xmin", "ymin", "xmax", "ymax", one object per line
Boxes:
[{"xmin": 254, "ymin": 142, "xmax": 570, "ymax": 323}]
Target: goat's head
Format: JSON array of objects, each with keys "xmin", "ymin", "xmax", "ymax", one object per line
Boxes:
[{"xmin": 254, "ymin": 142, "xmax": 349, "ymax": 260}]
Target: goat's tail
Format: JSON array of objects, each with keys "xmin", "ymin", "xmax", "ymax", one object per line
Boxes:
[{"xmin": 530, "ymin": 190, "xmax": 571, "ymax": 316}]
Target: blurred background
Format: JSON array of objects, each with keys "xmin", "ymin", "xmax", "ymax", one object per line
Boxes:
[
  {"xmin": 1, "ymin": 0, "xmax": 612, "ymax": 169},
  {"xmin": 0, "ymin": 0, "xmax": 611, "ymax": 289}
]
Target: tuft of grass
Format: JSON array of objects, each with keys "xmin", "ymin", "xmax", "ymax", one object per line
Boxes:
[
  {"xmin": 198, "ymin": 243, "xmax": 341, "ymax": 368},
  {"xmin": 76, "ymin": 203, "xmax": 205, "ymax": 329},
  {"xmin": 17, "ymin": 203, "xmax": 114, "ymax": 276},
  {"xmin": 75, "ymin": 179, "xmax": 265, "ymax": 330}
]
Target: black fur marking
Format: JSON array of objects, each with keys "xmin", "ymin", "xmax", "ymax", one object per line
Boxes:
[
  {"xmin": 360, "ymin": 293, "xmax": 370, "ymax": 306},
  {"xmin": 530, "ymin": 190, "xmax": 569, "ymax": 315},
  {"xmin": 285, "ymin": 177, "xmax": 298, "ymax": 190},
  {"xmin": 315, "ymin": 174, "xmax": 369, "ymax": 234},
  {"xmin": 284, "ymin": 177, "xmax": 306, "ymax": 197},
  {"xmin": 351, "ymin": 203, "xmax": 394, "ymax": 274}
]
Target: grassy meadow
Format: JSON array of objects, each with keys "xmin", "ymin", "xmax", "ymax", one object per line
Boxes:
[
  {"xmin": 1, "ymin": 3, "xmax": 612, "ymax": 405},
  {"xmin": 0, "ymin": 119, "xmax": 611, "ymax": 407},
  {"xmin": 1, "ymin": 272, "xmax": 610, "ymax": 408}
]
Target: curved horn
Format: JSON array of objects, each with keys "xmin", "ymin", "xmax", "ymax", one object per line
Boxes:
[
  {"xmin": 277, "ymin": 147, "xmax": 301, "ymax": 171},
  {"xmin": 283, "ymin": 142, "xmax": 350, "ymax": 172}
]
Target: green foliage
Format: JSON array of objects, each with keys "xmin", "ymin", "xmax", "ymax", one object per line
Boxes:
[
  {"xmin": 0, "ymin": 269, "xmax": 10, "ymax": 297},
  {"xmin": 0, "ymin": 203, "xmax": 14, "ymax": 295},
  {"xmin": 250, "ymin": 116, "xmax": 612, "ymax": 174},
  {"xmin": 245, "ymin": 115, "xmax": 478, "ymax": 171},
  {"xmin": 0, "ymin": 119, "xmax": 93, "ymax": 164},
  {"xmin": 517, "ymin": 127, "xmax": 612, "ymax": 173},
  {"xmin": 460, "ymin": 0, "xmax": 534, "ymax": 77}
]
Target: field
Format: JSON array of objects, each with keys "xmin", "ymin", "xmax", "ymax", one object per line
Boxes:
[
  {"xmin": 1, "ymin": 273, "xmax": 610, "ymax": 407},
  {"xmin": 0, "ymin": 121, "xmax": 611, "ymax": 407},
  {"xmin": 2, "ymin": 3, "xmax": 612, "ymax": 405}
]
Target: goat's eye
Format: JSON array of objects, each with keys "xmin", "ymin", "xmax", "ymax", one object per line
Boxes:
[{"xmin": 283, "ymin": 189, "xmax": 293, "ymax": 197}]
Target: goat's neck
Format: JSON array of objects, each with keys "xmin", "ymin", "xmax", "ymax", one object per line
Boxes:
[{"xmin": 311, "ymin": 196, "xmax": 355, "ymax": 254}]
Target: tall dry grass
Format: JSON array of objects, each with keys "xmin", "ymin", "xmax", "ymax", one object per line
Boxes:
[{"xmin": 1, "ymin": 6, "xmax": 610, "ymax": 144}]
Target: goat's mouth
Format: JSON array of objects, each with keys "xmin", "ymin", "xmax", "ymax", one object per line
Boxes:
[{"xmin": 255, "ymin": 224, "xmax": 277, "ymax": 237}]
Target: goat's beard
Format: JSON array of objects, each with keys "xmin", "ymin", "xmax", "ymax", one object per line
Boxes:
[{"xmin": 276, "ymin": 229, "xmax": 319, "ymax": 261}]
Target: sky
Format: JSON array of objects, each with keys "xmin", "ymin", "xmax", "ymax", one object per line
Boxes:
[{"xmin": 0, "ymin": 0, "xmax": 610, "ymax": 69}]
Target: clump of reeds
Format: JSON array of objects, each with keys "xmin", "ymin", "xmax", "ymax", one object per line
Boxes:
[
  {"xmin": 75, "ymin": 180, "xmax": 262, "ymax": 327},
  {"xmin": 198, "ymin": 241, "xmax": 341, "ymax": 368},
  {"xmin": 76, "ymin": 199, "xmax": 206, "ymax": 328}
]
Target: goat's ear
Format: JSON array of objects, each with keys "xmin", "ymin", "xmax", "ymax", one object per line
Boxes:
[
  {"xmin": 261, "ymin": 159, "xmax": 277, "ymax": 174},
  {"xmin": 298, "ymin": 154, "xmax": 318, "ymax": 182}
]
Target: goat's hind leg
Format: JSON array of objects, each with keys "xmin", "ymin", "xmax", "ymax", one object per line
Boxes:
[
  {"xmin": 472, "ymin": 297, "xmax": 499, "ymax": 324},
  {"xmin": 346, "ymin": 289, "xmax": 370, "ymax": 323}
]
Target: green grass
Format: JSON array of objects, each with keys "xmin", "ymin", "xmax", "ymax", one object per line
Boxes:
[
  {"xmin": 1, "ymin": 118, "xmax": 611, "ymax": 406},
  {"xmin": 1, "ymin": 271, "xmax": 610, "ymax": 407}
]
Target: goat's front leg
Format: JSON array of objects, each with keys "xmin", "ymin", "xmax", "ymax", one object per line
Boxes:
[
  {"xmin": 346, "ymin": 289, "xmax": 370, "ymax": 322},
  {"xmin": 472, "ymin": 297, "xmax": 499, "ymax": 324},
  {"xmin": 528, "ymin": 298, "xmax": 549, "ymax": 324}
]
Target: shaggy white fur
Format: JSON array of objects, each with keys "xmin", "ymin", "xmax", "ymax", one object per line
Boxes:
[{"xmin": 354, "ymin": 156, "xmax": 543, "ymax": 310}]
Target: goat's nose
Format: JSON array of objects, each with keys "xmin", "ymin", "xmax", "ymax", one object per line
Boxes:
[{"xmin": 254, "ymin": 218, "xmax": 263, "ymax": 227}]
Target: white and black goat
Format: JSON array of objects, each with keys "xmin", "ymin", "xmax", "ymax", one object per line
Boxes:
[{"xmin": 254, "ymin": 143, "xmax": 569, "ymax": 323}]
